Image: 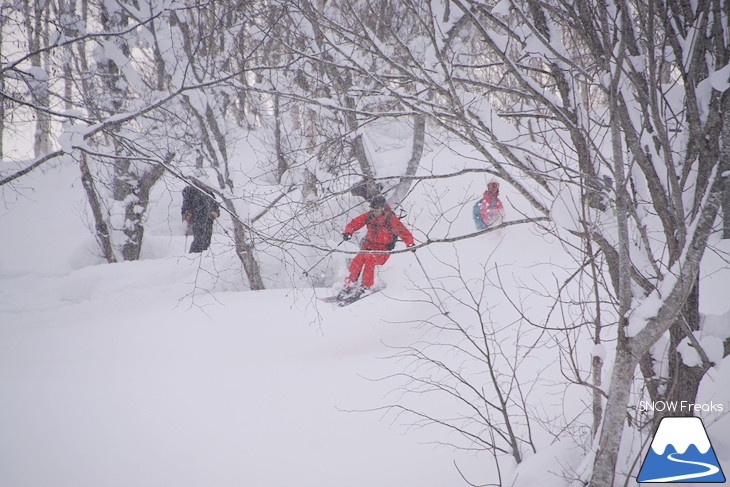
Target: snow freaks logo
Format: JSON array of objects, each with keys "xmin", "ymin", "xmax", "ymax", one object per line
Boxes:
[
  {"xmin": 637, "ymin": 417, "xmax": 726, "ymax": 483},
  {"xmin": 639, "ymin": 400, "xmax": 725, "ymax": 413}
]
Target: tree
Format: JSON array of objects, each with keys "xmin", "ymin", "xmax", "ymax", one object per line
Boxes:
[
  {"xmin": 23, "ymin": 0, "xmax": 53, "ymax": 157},
  {"xmin": 277, "ymin": 1, "xmax": 729, "ymax": 485}
]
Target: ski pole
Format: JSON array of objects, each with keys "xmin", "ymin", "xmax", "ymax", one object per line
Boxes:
[
  {"xmin": 303, "ymin": 239, "xmax": 344, "ymax": 277},
  {"xmin": 184, "ymin": 220, "xmax": 189, "ymax": 253},
  {"xmin": 412, "ymin": 249, "xmax": 449, "ymax": 315},
  {"xmin": 183, "ymin": 217, "xmax": 191, "ymax": 253}
]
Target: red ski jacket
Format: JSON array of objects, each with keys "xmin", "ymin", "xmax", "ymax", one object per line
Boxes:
[{"xmin": 344, "ymin": 206, "xmax": 414, "ymax": 251}]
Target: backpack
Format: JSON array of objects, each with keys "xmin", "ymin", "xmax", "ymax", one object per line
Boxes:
[
  {"xmin": 473, "ymin": 194, "xmax": 498, "ymax": 230},
  {"xmin": 367, "ymin": 211, "xmax": 399, "ymax": 250},
  {"xmin": 473, "ymin": 200, "xmax": 487, "ymax": 230}
]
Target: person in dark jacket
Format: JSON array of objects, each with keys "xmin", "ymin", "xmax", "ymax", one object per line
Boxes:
[
  {"xmin": 182, "ymin": 184, "xmax": 219, "ymax": 253},
  {"xmin": 339, "ymin": 196, "xmax": 415, "ymax": 299}
]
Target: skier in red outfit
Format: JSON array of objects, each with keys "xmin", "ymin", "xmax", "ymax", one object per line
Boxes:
[{"xmin": 339, "ymin": 196, "xmax": 415, "ymax": 300}]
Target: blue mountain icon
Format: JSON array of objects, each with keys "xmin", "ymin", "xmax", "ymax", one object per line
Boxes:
[{"xmin": 638, "ymin": 417, "xmax": 725, "ymax": 483}]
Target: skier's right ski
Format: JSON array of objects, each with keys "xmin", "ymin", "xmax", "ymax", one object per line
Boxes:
[
  {"xmin": 335, "ymin": 287, "xmax": 382, "ymax": 307},
  {"xmin": 317, "ymin": 295, "xmax": 341, "ymax": 304}
]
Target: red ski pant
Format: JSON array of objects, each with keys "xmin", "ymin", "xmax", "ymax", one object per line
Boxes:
[{"xmin": 346, "ymin": 252, "xmax": 390, "ymax": 288}]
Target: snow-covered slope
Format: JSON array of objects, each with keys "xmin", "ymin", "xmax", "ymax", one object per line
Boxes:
[
  {"xmin": 1, "ymin": 159, "xmax": 729, "ymax": 487},
  {"xmin": 0, "ymin": 155, "xmax": 550, "ymax": 487},
  {"xmin": 0, "ymin": 165, "xmax": 486, "ymax": 487}
]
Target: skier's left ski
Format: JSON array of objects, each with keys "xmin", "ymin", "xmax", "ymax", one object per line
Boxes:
[{"xmin": 317, "ymin": 287, "xmax": 383, "ymax": 307}]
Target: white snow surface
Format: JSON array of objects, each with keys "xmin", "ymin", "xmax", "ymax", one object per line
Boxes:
[
  {"xmin": 1, "ymin": 157, "xmax": 729, "ymax": 487},
  {"xmin": 0, "ymin": 166, "xmax": 493, "ymax": 486}
]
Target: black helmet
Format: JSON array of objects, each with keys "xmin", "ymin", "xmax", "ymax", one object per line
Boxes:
[{"xmin": 370, "ymin": 195, "xmax": 387, "ymax": 209}]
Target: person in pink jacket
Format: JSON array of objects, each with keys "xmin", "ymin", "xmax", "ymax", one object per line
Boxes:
[{"xmin": 339, "ymin": 196, "xmax": 415, "ymax": 299}]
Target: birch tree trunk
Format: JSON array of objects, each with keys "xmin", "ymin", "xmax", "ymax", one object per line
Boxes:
[
  {"xmin": 98, "ymin": 1, "xmax": 164, "ymax": 261},
  {"xmin": 24, "ymin": 0, "xmax": 51, "ymax": 157},
  {"xmin": 230, "ymin": 210, "xmax": 266, "ymax": 291},
  {"xmin": 79, "ymin": 152, "xmax": 117, "ymax": 263}
]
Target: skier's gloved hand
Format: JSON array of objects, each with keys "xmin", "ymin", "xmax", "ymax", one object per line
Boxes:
[
  {"xmin": 408, "ymin": 243, "xmax": 416, "ymax": 252},
  {"xmin": 342, "ymin": 232, "xmax": 352, "ymax": 241}
]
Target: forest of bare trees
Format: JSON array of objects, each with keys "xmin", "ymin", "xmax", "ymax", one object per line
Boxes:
[{"xmin": 2, "ymin": 1, "xmax": 729, "ymax": 486}]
